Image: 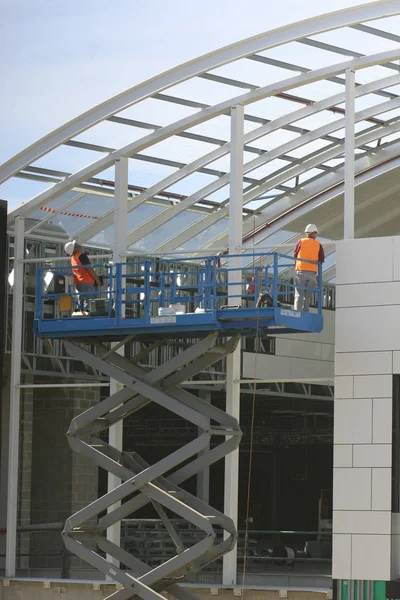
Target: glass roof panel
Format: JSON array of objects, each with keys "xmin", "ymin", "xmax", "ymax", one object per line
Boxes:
[
  {"xmin": 173, "ymin": 217, "xmax": 229, "ymax": 252},
  {"xmin": 129, "ymin": 210, "xmax": 205, "ymax": 252},
  {"xmin": 28, "ymin": 192, "xmax": 114, "ymax": 236}
]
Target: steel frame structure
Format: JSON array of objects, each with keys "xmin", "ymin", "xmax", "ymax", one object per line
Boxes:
[
  {"xmin": 61, "ymin": 334, "xmax": 242, "ymax": 600},
  {"xmin": 3, "ymin": 0, "xmax": 400, "ymax": 590}
]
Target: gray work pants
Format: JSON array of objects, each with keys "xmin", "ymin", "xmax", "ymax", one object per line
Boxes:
[
  {"xmin": 294, "ymin": 270, "xmax": 317, "ymax": 312},
  {"xmin": 76, "ymin": 282, "xmax": 96, "ymax": 312}
]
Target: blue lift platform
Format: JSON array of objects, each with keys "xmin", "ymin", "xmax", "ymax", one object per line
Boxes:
[
  {"xmin": 33, "ymin": 253, "xmax": 323, "ymax": 599},
  {"xmin": 34, "ymin": 252, "xmax": 323, "ymax": 340}
]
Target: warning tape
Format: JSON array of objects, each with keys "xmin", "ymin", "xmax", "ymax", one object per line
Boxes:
[
  {"xmin": 39, "ymin": 206, "xmax": 98, "ymax": 220},
  {"xmin": 20, "ymin": 202, "xmax": 98, "ymax": 219}
]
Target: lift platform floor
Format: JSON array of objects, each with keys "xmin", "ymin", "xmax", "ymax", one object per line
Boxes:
[{"xmin": 34, "ymin": 306, "xmax": 323, "ymax": 341}]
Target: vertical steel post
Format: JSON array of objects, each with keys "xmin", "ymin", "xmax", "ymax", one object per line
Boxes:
[
  {"xmin": 344, "ymin": 69, "xmax": 355, "ymax": 239},
  {"xmin": 6, "ymin": 216, "xmax": 25, "ymax": 577},
  {"xmin": 318, "ymin": 261, "xmax": 323, "ymax": 314},
  {"xmin": 197, "ymin": 391, "xmax": 211, "ymax": 504},
  {"xmin": 114, "ymin": 157, "xmax": 129, "ymax": 267},
  {"xmin": 223, "ymin": 104, "xmax": 244, "ymax": 586},
  {"xmin": 272, "ymin": 253, "xmax": 278, "ymax": 306},
  {"xmin": 107, "ymin": 157, "xmax": 128, "ymax": 568}
]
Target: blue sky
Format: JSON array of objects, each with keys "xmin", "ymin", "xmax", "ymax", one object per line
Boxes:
[{"xmin": 1, "ymin": 0, "xmax": 378, "ymax": 210}]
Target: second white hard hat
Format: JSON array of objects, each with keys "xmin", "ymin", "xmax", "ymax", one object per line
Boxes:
[
  {"xmin": 305, "ymin": 224, "xmax": 318, "ymax": 234},
  {"xmin": 64, "ymin": 240, "xmax": 77, "ymax": 255}
]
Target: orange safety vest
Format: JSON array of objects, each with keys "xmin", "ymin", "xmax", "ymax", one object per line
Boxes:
[
  {"xmin": 295, "ymin": 238, "xmax": 320, "ymax": 273},
  {"xmin": 71, "ymin": 252, "xmax": 95, "ymax": 285}
]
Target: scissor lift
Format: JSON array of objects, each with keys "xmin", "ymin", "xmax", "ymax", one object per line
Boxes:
[{"xmin": 34, "ymin": 253, "xmax": 323, "ymax": 600}]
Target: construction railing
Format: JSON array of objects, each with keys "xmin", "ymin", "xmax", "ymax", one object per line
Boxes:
[{"xmin": 35, "ymin": 252, "xmax": 324, "ymax": 322}]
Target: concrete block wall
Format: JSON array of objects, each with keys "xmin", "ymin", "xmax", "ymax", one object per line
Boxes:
[
  {"xmin": 333, "ymin": 236, "xmax": 400, "ymax": 581},
  {"xmin": 30, "ymin": 386, "xmax": 99, "ymax": 524},
  {"xmin": 0, "ymin": 359, "xmax": 10, "ymax": 571},
  {"xmin": 29, "ymin": 385, "xmax": 99, "ymax": 574},
  {"xmin": 0, "ymin": 358, "xmax": 34, "ymax": 571},
  {"xmin": 18, "ymin": 384, "xmax": 34, "ymax": 570},
  {"xmin": 0, "ymin": 373, "xmax": 100, "ymax": 574}
]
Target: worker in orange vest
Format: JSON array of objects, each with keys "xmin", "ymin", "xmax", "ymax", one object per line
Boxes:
[
  {"xmin": 293, "ymin": 224, "xmax": 324, "ymax": 312},
  {"xmin": 64, "ymin": 240, "xmax": 101, "ymax": 314}
]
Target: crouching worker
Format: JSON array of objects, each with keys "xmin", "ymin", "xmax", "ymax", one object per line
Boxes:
[
  {"xmin": 64, "ymin": 240, "xmax": 101, "ymax": 315},
  {"xmin": 293, "ymin": 224, "xmax": 324, "ymax": 312}
]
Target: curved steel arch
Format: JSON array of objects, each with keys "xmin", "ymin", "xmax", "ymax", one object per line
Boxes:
[
  {"xmin": 152, "ymin": 120, "xmax": 400, "ymax": 255},
  {"xmin": 124, "ymin": 96, "xmax": 400, "ymax": 248},
  {"xmin": 75, "ymin": 72, "xmax": 400, "ymax": 245},
  {"xmin": 8, "ymin": 47, "xmax": 400, "ymax": 230},
  {"xmin": 243, "ymin": 144, "xmax": 400, "ymax": 248},
  {"xmin": 1, "ymin": 0, "xmax": 399, "ymax": 186}
]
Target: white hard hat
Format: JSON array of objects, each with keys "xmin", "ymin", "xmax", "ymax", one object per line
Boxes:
[
  {"xmin": 305, "ymin": 224, "xmax": 318, "ymax": 234},
  {"xmin": 64, "ymin": 240, "xmax": 77, "ymax": 255}
]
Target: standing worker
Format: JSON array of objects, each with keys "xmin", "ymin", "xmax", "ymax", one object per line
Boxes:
[
  {"xmin": 293, "ymin": 224, "xmax": 324, "ymax": 312},
  {"xmin": 64, "ymin": 240, "xmax": 100, "ymax": 314}
]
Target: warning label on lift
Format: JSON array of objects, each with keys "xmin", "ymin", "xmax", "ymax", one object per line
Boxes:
[
  {"xmin": 150, "ymin": 316, "xmax": 177, "ymax": 324},
  {"xmin": 280, "ymin": 309, "xmax": 301, "ymax": 318}
]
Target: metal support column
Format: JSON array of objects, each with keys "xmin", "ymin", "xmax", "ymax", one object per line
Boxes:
[
  {"xmin": 107, "ymin": 156, "xmax": 129, "ymax": 567},
  {"xmin": 6, "ymin": 216, "xmax": 25, "ymax": 577},
  {"xmin": 344, "ymin": 69, "xmax": 355, "ymax": 239},
  {"xmin": 196, "ymin": 391, "xmax": 210, "ymax": 504},
  {"xmin": 223, "ymin": 104, "xmax": 244, "ymax": 586}
]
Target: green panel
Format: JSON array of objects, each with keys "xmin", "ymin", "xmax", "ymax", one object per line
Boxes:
[
  {"xmin": 340, "ymin": 578, "xmax": 395, "ymax": 600},
  {"xmin": 341, "ymin": 579, "xmax": 349, "ymax": 600},
  {"xmin": 373, "ymin": 580, "xmax": 386, "ymax": 600},
  {"xmin": 364, "ymin": 580, "xmax": 368, "ymax": 599}
]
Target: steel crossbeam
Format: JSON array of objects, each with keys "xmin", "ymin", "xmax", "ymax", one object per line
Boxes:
[{"xmin": 62, "ymin": 333, "xmax": 242, "ymax": 600}]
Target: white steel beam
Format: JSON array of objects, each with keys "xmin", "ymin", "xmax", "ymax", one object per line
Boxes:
[
  {"xmin": 248, "ymin": 143, "xmax": 400, "ymax": 247},
  {"xmin": 113, "ymin": 157, "xmax": 129, "ymax": 264},
  {"xmin": 2, "ymin": 0, "xmax": 399, "ymax": 185},
  {"xmin": 6, "ymin": 216, "xmax": 25, "ymax": 578},
  {"xmin": 223, "ymin": 105, "xmax": 244, "ymax": 587},
  {"xmin": 135, "ymin": 94, "xmax": 400, "ymax": 250},
  {"xmin": 352, "ymin": 22, "xmax": 400, "ymax": 43},
  {"xmin": 241, "ymin": 120, "xmax": 400, "ymax": 209},
  {"xmin": 210, "ymin": 119, "xmax": 400, "ymax": 247},
  {"xmin": 197, "ymin": 391, "xmax": 211, "ymax": 504},
  {"xmin": 107, "ymin": 157, "xmax": 129, "ymax": 570},
  {"xmin": 146, "ymin": 74, "xmax": 400, "ymax": 253},
  {"xmin": 127, "ymin": 73, "xmax": 399, "ymax": 206},
  {"xmin": 319, "ymin": 179, "xmax": 400, "ymax": 239},
  {"xmin": 311, "ymin": 188, "xmax": 400, "ymax": 282},
  {"xmin": 9, "ymin": 48, "xmax": 400, "ymax": 227},
  {"xmin": 298, "ymin": 37, "xmax": 400, "ymax": 80},
  {"xmin": 156, "ymin": 120, "xmax": 400, "ymax": 255},
  {"xmin": 344, "ymin": 69, "xmax": 356, "ymax": 239}
]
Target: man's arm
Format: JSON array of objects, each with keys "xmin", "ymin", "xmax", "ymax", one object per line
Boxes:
[
  {"xmin": 88, "ymin": 266, "xmax": 101, "ymax": 286},
  {"xmin": 293, "ymin": 240, "xmax": 301, "ymax": 258},
  {"xmin": 79, "ymin": 254, "xmax": 101, "ymax": 285},
  {"xmin": 318, "ymin": 243, "xmax": 325, "ymax": 263}
]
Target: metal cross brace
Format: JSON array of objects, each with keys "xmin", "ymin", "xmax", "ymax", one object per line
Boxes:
[{"xmin": 62, "ymin": 332, "xmax": 242, "ymax": 600}]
